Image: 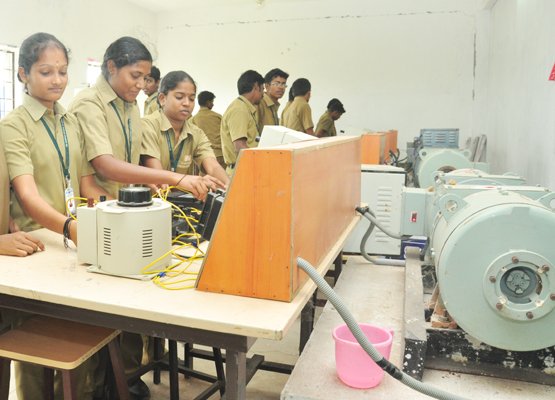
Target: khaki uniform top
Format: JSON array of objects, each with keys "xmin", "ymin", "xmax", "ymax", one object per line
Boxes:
[
  {"xmin": 0, "ymin": 141, "xmax": 9, "ymax": 235},
  {"xmin": 257, "ymin": 93, "xmax": 280, "ymax": 129},
  {"xmin": 191, "ymin": 107, "xmax": 223, "ymax": 158},
  {"xmin": 141, "ymin": 110, "xmax": 215, "ymax": 175},
  {"xmin": 0, "ymin": 94, "xmax": 91, "ymax": 231},
  {"xmin": 315, "ymin": 111, "xmax": 337, "ymax": 137},
  {"xmin": 144, "ymin": 91, "xmax": 160, "ymax": 116},
  {"xmin": 69, "ymin": 75, "xmax": 143, "ymax": 198},
  {"xmin": 281, "ymin": 97, "xmax": 313, "ymax": 133},
  {"xmin": 280, "ymin": 101, "xmax": 292, "ymax": 123},
  {"xmin": 220, "ymin": 96, "xmax": 259, "ymax": 166}
]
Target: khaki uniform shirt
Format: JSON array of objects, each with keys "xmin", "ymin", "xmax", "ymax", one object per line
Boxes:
[
  {"xmin": 0, "ymin": 94, "xmax": 91, "ymax": 231},
  {"xmin": 144, "ymin": 92, "xmax": 160, "ymax": 116},
  {"xmin": 257, "ymin": 93, "xmax": 280, "ymax": 129},
  {"xmin": 69, "ymin": 75, "xmax": 143, "ymax": 198},
  {"xmin": 141, "ymin": 111, "xmax": 215, "ymax": 175},
  {"xmin": 191, "ymin": 107, "xmax": 223, "ymax": 158},
  {"xmin": 280, "ymin": 101, "xmax": 292, "ymax": 123},
  {"xmin": 315, "ymin": 111, "xmax": 336, "ymax": 137},
  {"xmin": 0, "ymin": 141, "xmax": 9, "ymax": 235},
  {"xmin": 281, "ymin": 97, "xmax": 313, "ymax": 133},
  {"xmin": 220, "ymin": 96, "xmax": 259, "ymax": 166}
]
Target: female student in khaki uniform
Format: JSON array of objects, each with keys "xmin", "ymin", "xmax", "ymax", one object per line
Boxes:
[
  {"xmin": 69, "ymin": 37, "xmax": 224, "ymax": 398},
  {"xmin": 0, "ymin": 32, "xmax": 108, "ymax": 400},
  {"xmin": 141, "ymin": 70, "xmax": 230, "ymax": 186},
  {"xmin": 1, "ymin": 35, "xmax": 107, "ymax": 245},
  {"xmin": 69, "ymin": 37, "xmax": 223, "ymax": 200}
]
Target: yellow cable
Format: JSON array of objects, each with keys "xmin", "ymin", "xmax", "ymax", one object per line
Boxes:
[
  {"xmin": 66, "ymin": 196, "xmax": 89, "ymax": 219},
  {"xmin": 136, "ymin": 187, "xmax": 206, "ymax": 290}
]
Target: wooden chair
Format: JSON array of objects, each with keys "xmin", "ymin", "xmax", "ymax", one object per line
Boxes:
[
  {"xmin": 151, "ymin": 338, "xmax": 225, "ymax": 400},
  {"xmin": 0, "ymin": 315, "xmax": 129, "ymax": 400}
]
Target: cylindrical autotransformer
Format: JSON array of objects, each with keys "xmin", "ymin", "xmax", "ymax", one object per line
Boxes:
[
  {"xmin": 430, "ymin": 188, "xmax": 555, "ymax": 351},
  {"xmin": 96, "ymin": 197, "xmax": 171, "ymax": 276}
]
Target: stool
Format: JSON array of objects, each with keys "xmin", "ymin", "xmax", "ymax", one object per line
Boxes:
[
  {"xmin": 151, "ymin": 338, "xmax": 225, "ymax": 400},
  {"xmin": 181, "ymin": 342, "xmax": 225, "ymax": 398},
  {"xmin": 0, "ymin": 315, "xmax": 129, "ymax": 400}
]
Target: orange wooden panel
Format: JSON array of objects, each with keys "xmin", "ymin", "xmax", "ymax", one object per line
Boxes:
[
  {"xmin": 290, "ymin": 138, "xmax": 361, "ymax": 293},
  {"xmin": 196, "ymin": 150, "xmax": 292, "ymax": 300},
  {"xmin": 384, "ymin": 130, "xmax": 398, "ymax": 163},
  {"xmin": 197, "ymin": 137, "xmax": 360, "ymax": 302},
  {"xmin": 360, "ymin": 133, "xmax": 385, "ymax": 164}
]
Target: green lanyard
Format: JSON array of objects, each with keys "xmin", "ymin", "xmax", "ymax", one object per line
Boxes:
[
  {"xmin": 40, "ymin": 116, "xmax": 70, "ymax": 182},
  {"xmin": 110, "ymin": 102, "xmax": 132, "ymax": 163},
  {"xmin": 164, "ymin": 130, "xmax": 186, "ymax": 172}
]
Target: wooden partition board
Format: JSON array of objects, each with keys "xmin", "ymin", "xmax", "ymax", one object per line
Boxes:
[
  {"xmin": 196, "ymin": 136, "xmax": 361, "ymax": 302},
  {"xmin": 360, "ymin": 133, "xmax": 385, "ymax": 164}
]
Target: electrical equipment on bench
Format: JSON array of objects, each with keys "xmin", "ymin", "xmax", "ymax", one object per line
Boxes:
[
  {"xmin": 77, "ymin": 187, "xmax": 171, "ymax": 277},
  {"xmin": 400, "ymin": 174, "xmax": 555, "ymax": 351},
  {"xmin": 166, "ymin": 190, "xmax": 203, "ymax": 239},
  {"xmin": 196, "ymin": 190, "xmax": 226, "ymax": 241},
  {"xmin": 78, "ymin": 187, "xmax": 227, "ymax": 277},
  {"xmin": 344, "ymin": 164, "xmax": 405, "ymax": 256},
  {"xmin": 409, "ymin": 129, "xmax": 489, "ymax": 188}
]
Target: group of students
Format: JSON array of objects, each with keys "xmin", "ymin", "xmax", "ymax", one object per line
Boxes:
[
  {"xmin": 281, "ymin": 78, "xmax": 346, "ymax": 138},
  {"xmin": 218, "ymin": 69, "xmax": 346, "ymax": 172},
  {"xmin": 0, "ymin": 32, "xmax": 231, "ymax": 399},
  {"xmin": 0, "ymin": 31, "xmax": 347, "ymax": 399},
  {"xmin": 140, "ymin": 65, "xmax": 346, "ymax": 177}
]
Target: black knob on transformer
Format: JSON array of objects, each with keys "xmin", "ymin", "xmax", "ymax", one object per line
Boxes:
[{"xmin": 117, "ymin": 186, "xmax": 153, "ymax": 207}]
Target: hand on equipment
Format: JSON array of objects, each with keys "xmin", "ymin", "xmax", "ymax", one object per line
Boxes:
[{"xmin": 175, "ymin": 175, "xmax": 225, "ymax": 201}]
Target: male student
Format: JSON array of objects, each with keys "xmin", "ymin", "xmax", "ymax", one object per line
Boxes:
[
  {"xmin": 220, "ymin": 70, "xmax": 265, "ymax": 174},
  {"xmin": 315, "ymin": 98, "xmax": 346, "ymax": 137},
  {"xmin": 258, "ymin": 68, "xmax": 289, "ymax": 128},
  {"xmin": 191, "ymin": 91, "xmax": 225, "ymax": 169}
]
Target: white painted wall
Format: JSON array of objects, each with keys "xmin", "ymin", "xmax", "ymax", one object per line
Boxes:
[
  {"xmin": 483, "ymin": 0, "xmax": 555, "ymax": 187},
  {"xmin": 0, "ymin": 0, "xmax": 156, "ymax": 108},
  {"xmin": 156, "ymin": 0, "xmax": 492, "ymax": 152},
  {"xmin": 5, "ymin": 0, "xmax": 554, "ymax": 188}
]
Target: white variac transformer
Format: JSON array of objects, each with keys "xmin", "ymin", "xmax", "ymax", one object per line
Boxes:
[
  {"xmin": 77, "ymin": 187, "xmax": 172, "ymax": 277},
  {"xmin": 401, "ymin": 174, "xmax": 555, "ymax": 351}
]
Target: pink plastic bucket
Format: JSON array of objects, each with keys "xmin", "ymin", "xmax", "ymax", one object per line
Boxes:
[{"xmin": 332, "ymin": 323, "xmax": 394, "ymax": 389}]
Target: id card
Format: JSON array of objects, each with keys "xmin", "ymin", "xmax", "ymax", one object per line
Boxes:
[{"xmin": 65, "ymin": 185, "xmax": 76, "ymax": 216}]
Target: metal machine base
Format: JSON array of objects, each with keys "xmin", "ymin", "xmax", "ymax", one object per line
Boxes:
[{"xmin": 403, "ymin": 249, "xmax": 555, "ymax": 386}]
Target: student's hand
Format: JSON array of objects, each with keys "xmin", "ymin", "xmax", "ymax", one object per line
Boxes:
[
  {"xmin": 146, "ymin": 183, "xmax": 168, "ymax": 194},
  {"xmin": 175, "ymin": 175, "xmax": 224, "ymax": 201},
  {"xmin": 202, "ymin": 175, "xmax": 226, "ymax": 190},
  {"xmin": 0, "ymin": 232, "xmax": 45, "ymax": 257}
]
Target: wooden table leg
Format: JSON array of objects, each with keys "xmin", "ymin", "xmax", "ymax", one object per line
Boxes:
[{"xmin": 223, "ymin": 349, "xmax": 246, "ymax": 399}]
